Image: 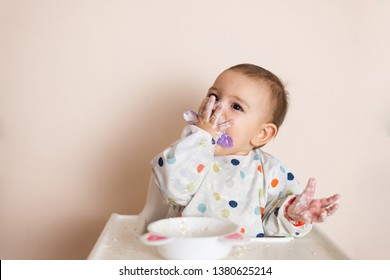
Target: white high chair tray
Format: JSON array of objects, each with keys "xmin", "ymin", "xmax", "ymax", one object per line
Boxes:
[{"xmin": 88, "ymin": 213, "xmax": 348, "ymax": 260}]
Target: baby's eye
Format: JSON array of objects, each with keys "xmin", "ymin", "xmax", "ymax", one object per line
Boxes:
[
  {"xmin": 232, "ymin": 103, "xmax": 243, "ymax": 112},
  {"xmin": 208, "ymin": 93, "xmax": 219, "ymax": 100}
]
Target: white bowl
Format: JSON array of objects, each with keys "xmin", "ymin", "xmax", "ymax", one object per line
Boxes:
[{"xmin": 140, "ymin": 217, "xmax": 243, "ymax": 259}]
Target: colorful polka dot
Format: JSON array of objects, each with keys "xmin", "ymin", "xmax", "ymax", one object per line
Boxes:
[
  {"xmin": 163, "ymin": 149, "xmax": 176, "ymax": 164},
  {"xmin": 197, "ymin": 164, "xmax": 204, "ymax": 173},
  {"xmin": 221, "ymin": 209, "xmax": 230, "ymax": 218},
  {"xmin": 261, "ymin": 207, "xmax": 265, "ymax": 217},
  {"xmin": 256, "ymin": 233, "xmax": 265, "ymax": 238},
  {"xmin": 257, "ymin": 165, "xmax": 263, "ymax": 172},
  {"xmin": 197, "ymin": 203, "xmax": 206, "ymax": 213},
  {"xmin": 258, "ymin": 188, "xmax": 263, "ymax": 198},
  {"xmin": 274, "ymin": 207, "xmax": 280, "ymax": 216},
  {"xmin": 213, "ymin": 192, "xmax": 220, "ymax": 201},
  {"xmin": 254, "ymin": 154, "xmax": 260, "ymax": 160},
  {"xmin": 213, "ymin": 163, "xmax": 220, "ymax": 172},
  {"xmin": 240, "ymin": 170, "xmax": 246, "ymax": 179},
  {"xmin": 186, "ymin": 183, "xmax": 194, "ymax": 191},
  {"xmin": 286, "ymin": 190, "xmax": 293, "ymax": 196},
  {"xmin": 158, "ymin": 157, "xmax": 164, "ymax": 167},
  {"xmin": 280, "ymin": 165, "xmax": 286, "ymax": 173},
  {"xmin": 211, "ymin": 138, "xmax": 216, "ymax": 145},
  {"xmin": 229, "ymin": 200, "xmax": 238, "ymax": 208},
  {"xmin": 287, "ymin": 172, "xmax": 295, "ymax": 180},
  {"xmin": 231, "ymin": 159, "xmax": 240, "ymax": 166},
  {"xmin": 271, "ymin": 178, "xmax": 279, "ymax": 188},
  {"xmin": 254, "ymin": 206, "xmax": 260, "ymax": 215},
  {"xmin": 167, "ymin": 156, "xmax": 176, "ymax": 164},
  {"xmin": 167, "ymin": 198, "xmax": 176, "ymax": 204},
  {"xmin": 199, "ymin": 138, "xmax": 207, "ymax": 146},
  {"xmin": 240, "ymin": 228, "xmax": 246, "ymax": 234}
]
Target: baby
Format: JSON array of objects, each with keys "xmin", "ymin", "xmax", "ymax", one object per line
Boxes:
[{"xmin": 151, "ymin": 63, "xmax": 340, "ymax": 237}]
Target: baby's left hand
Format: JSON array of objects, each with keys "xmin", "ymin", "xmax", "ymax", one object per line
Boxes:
[{"xmin": 286, "ymin": 178, "xmax": 340, "ymax": 224}]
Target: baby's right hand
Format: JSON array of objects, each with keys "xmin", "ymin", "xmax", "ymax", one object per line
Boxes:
[{"xmin": 196, "ymin": 96, "xmax": 230, "ymax": 139}]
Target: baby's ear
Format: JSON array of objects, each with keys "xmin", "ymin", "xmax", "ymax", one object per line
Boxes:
[{"xmin": 250, "ymin": 123, "xmax": 278, "ymax": 147}]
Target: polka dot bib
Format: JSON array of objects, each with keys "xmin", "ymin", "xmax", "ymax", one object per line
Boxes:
[{"xmin": 152, "ymin": 125, "xmax": 310, "ymax": 237}]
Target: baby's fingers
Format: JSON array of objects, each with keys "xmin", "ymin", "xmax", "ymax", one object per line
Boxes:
[
  {"xmin": 301, "ymin": 178, "xmax": 316, "ymax": 201},
  {"xmin": 326, "ymin": 203, "xmax": 339, "ymax": 217},
  {"xmin": 319, "ymin": 193, "xmax": 341, "ymax": 208},
  {"xmin": 217, "ymin": 119, "xmax": 234, "ymax": 131},
  {"xmin": 313, "ymin": 204, "xmax": 339, "ymax": 223},
  {"xmin": 198, "ymin": 95, "xmax": 216, "ymax": 122},
  {"xmin": 211, "ymin": 102, "xmax": 223, "ymax": 128}
]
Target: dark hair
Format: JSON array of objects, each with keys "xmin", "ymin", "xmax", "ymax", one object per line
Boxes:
[{"xmin": 228, "ymin": 63, "xmax": 289, "ymax": 129}]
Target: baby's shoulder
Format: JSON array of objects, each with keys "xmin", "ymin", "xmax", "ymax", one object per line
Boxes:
[
  {"xmin": 255, "ymin": 148, "xmax": 300, "ymax": 186},
  {"xmin": 254, "ymin": 149, "xmax": 292, "ymax": 175},
  {"xmin": 255, "ymin": 149, "xmax": 282, "ymax": 166}
]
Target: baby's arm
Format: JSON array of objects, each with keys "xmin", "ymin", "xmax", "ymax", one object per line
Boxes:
[
  {"xmin": 151, "ymin": 125, "xmax": 215, "ymax": 206},
  {"xmin": 285, "ymin": 178, "xmax": 340, "ymax": 224},
  {"xmin": 260, "ymin": 156, "xmax": 314, "ymax": 237},
  {"xmin": 152, "ymin": 96, "xmax": 228, "ymax": 206}
]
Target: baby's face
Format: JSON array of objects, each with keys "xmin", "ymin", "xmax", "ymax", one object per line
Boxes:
[{"xmin": 202, "ymin": 69, "xmax": 273, "ymax": 156}]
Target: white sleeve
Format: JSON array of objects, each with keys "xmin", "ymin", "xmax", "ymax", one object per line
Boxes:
[
  {"xmin": 151, "ymin": 125, "xmax": 216, "ymax": 206},
  {"xmin": 261, "ymin": 156, "xmax": 313, "ymax": 237}
]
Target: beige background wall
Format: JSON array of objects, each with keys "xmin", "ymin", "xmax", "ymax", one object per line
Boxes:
[{"xmin": 1, "ymin": 0, "xmax": 389, "ymax": 259}]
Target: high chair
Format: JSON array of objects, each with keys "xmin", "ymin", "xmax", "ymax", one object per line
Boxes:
[
  {"xmin": 136, "ymin": 174, "xmax": 170, "ymax": 234},
  {"xmin": 88, "ymin": 175, "xmax": 349, "ymax": 259}
]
